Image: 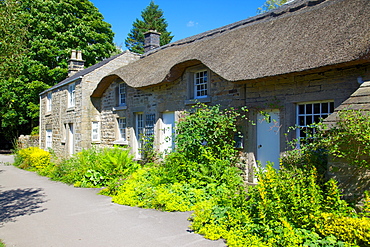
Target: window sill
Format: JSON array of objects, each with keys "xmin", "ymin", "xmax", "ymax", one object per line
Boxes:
[
  {"xmin": 91, "ymin": 141, "xmax": 101, "ymax": 144},
  {"xmin": 185, "ymin": 97, "xmax": 211, "ymax": 105},
  {"xmin": 67, "ymin": 107, "xmax": 75, "ymax": 112},
  {"xmin": 45, "ymin": 112, "xmax": 51, "ymax": 116},
  {"xmin": 113, "ymin": 140, "xmax": 128, "ymax": 145},
  {"xmin": 113, "ymin": 105, "xmax": 127, "ymax": 111}
]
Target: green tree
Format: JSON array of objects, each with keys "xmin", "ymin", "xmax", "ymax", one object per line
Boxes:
[
  {"xmin": 0, "ymin": 0, "xmax": 117, "ymax": 142},
  {"xmin": 125, "ymin": 1, "xmax": 173, "ymax": 54},
  {"xmin": 257, "ymin": 0, "xmax": 289, "ymax": 14}
]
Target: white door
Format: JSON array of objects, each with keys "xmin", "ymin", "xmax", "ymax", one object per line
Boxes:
[
  {"xmin": 257, "ymin": 110, "xmax": 280, "ymax": 169},
  {"xmin": 160, "ymin": 112, "xmax": 175, "ymax": 154},
  {"xmin": 135, "ymin": 113, "xmax": 144, "ymax": 158}
]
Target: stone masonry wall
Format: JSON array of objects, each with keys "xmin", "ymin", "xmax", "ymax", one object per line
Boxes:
[
  {"xmin": 39, "ymin": 52, "xmax": 140, "ymax": 158},
  {"xmin": 99, "ymin": 64, "xmax": 246, "ymax": 157}
]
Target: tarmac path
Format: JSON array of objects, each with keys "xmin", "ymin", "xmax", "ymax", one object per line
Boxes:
[{"xmin": 0, "ymin": 155, "xmax": 225, "ymax": 247}]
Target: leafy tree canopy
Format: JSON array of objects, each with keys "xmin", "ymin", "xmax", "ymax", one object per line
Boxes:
[
  {"xmin": 0, "ymin": 0, "xmax": 116, "ymax": 142},
  {"xmin": 257, "ymin": 0, "xmax": 289, "ymax": 13},
  {"xmin": 125, "ymin": 1, "xmax": 173, "ymax": 54}
]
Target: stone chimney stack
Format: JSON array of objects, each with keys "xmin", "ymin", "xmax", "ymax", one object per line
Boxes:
[
  {"xmin": 144, "ymin": 30, "xmax": 161, "ymax": 53},
  {"xmin": 68, "ymin": 50, "xmax": 85, "ymax": 77}
]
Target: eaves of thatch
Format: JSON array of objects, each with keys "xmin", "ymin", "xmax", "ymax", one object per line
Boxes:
[{"xmin": 92, "ymin": 0, "xmax": 370, "ymax": 97}]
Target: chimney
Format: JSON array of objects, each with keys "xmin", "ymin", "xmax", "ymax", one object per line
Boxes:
[
  {"xmin": 144, "ymin": 30, "xmax": 161, "ymax": 53},
  {"xmin": 68, "ymin": 50, "xmax": 85, "ymax": 77}
]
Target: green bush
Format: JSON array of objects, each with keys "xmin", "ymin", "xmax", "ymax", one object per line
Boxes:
[
  {"xmin": 322, "ymin": 110, "xmax": 370, "ymax": 169},
  {"xmin": 190, "ymin": 165, "xmax": 359, "ymax": 246},
  {"xmin": 15, "ymin": 147, "xmax": 51, "ymax": 172},
  {"xmin": 52, "ymin": 146, "xmax": 140, "ymax": 188}
]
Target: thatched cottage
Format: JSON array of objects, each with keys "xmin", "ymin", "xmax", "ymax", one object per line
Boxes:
[{"xmin": 40, "ymin": 0, "xmax": 370, "ymax": 184}]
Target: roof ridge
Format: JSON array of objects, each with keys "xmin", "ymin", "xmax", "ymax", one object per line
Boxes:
[{"xmin": 142, "ymin": 0, "xmax": 328, "ymax": 58}]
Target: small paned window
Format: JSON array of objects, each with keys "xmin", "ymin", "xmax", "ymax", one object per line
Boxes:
[
  {"xmin": 47, "ymin": 92, "xmax": 52, "ymax": 112},
  {"xmin": 91, "ymin": 121, "xmax": 100, "ymax": 141},
  {"xmin": 46, "ymin": 129, "xmax": 52, "ymax": 149},
  {"xmin": 194, "ymin": 70, "xmax": 208, "ymax": 99},
  {"xmin": 68, "ymin": 83, "xmax": 76, "ymax": 107},
  {"xmin": 145, "ymin": 114, "xmax": 156, "ymax": 137},
  {"xmin": 297, "ymin": 101, "xmax": 334, "ymax": 139},
  {"xmin": 119, "ymin": 83, "xmax": 126, "ymax": 106},
  {"xmin": 118, "ymin": 118, "xmax": 127, "ymax": 141}
]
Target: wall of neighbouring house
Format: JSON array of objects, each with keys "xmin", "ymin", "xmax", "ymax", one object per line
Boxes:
[{"xmin": 39, "ymin": 52, "xmax": 140, "ymax": 158}]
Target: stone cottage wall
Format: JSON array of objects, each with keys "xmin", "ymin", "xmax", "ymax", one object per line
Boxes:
[
  {"xmin": 39, "ymin": 52, "xmax": 140, "ymax": 158},
  {"xmin": 98, "ymin": 65, "xmax": 246, "ymax": 156}
]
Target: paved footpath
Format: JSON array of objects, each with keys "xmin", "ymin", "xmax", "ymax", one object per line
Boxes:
[{"xmin": 0, "ymin": 155, "xmax": 225, "ymax": 247}]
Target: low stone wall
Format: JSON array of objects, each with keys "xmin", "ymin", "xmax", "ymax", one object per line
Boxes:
[
  {"xmin": 327, "ymin": 156, "xmax": 370, "ymax": 204},
  {"xmin": 18, "ymin": 135, "xmax": 39, "ymax": 149}
]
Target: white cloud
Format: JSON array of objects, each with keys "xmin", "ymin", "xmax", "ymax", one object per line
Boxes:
[{"xmin": 186, "ymin": 21, "xmax": 198, "ymax": 27}]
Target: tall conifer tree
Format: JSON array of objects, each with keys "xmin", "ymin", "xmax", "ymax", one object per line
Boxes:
[{"xmin": 125, "ymin": 1, "xmax": 173, "ymax": 54}]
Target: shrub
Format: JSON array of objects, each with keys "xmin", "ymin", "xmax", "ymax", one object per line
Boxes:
[
  {"xmin": 322, "ymin": 110, "xmax": 370, "ymax": 169},
  {"xmin": 190, "ymin": 165, "xmax": 357, "ymax": 246},
  {"xmin": 52, "ymin": 146, "xmax": 140, "ymax": 188},
  {"xmin": 15, "ymin": 147, "xmax": 50, "ymax": 171},
  {"xmin": 316, "ymin": 213, "xmax": 370, "ymax": 246}
]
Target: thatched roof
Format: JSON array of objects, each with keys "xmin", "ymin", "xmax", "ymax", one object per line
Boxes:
[{"xmin": 93, "ymin": 0, "xmax": 370, "ymax": 96}]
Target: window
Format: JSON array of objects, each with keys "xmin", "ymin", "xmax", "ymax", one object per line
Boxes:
[
  {"xmin": 46, "ymin": 92, "xmax": 52, "ymax": 112},
  {"xmin": 119, "ymin": 83, "xmax": 126, "ymax": 106},
  {"xmin": 68, "ymin": 83, "xmax": 76, "ymax": 107},
  {"xmin": 91, "ymin": 121, "xmax": 100, "ymax": 142},
  {"xmin": 297, "ymin": 101, "xmax": 334, "ymax": 138},
  {"xmin": 45, "ymin": 129, "xmax": 52, "ymax": 149},
  {"xmin": 145, "ymin": 114, "xmax": 156, "ymax": 138},
  {"xmin": 194, "ymin": 70, "xmax": 208, "ymax": 99},
  {"xmin": 117, "ymin": 118, "xmax": 127, "ymax": 141}
]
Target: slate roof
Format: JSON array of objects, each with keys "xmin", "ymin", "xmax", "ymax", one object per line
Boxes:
[
  {"xmin": 41, "ymin": 51, "xmax": 134, "ymax": 95},
  {"xmin": 93, "ymin": 0, "xmax": 370, "ymax": 95}
]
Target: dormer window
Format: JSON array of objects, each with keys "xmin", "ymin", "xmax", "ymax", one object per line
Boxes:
[
  {"xmin": 194, "ymin": 70, "xmax": 208, "ymax": 99},
  {"xmin": 185, "ymin": 65, "xmax": 211, "ymax": 105}
]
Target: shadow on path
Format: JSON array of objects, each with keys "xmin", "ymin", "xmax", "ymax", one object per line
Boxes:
[{"xmin": 0, "ymin": 188, "xmax": 47, "ymax": 226}]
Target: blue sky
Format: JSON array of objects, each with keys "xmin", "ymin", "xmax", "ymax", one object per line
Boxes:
[{"xmin": 90, "ymin": 0, "xmax": 267, "ymax": 48}]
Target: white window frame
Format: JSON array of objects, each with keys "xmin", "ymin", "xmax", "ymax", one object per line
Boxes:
[
  {"xmin": 296, "ymin": 101, "xmax": 334, "ymax": 139},
  {"xmin": 194, "ymin": 70, "xmax": 208, "ymax": 99},
  {"xmin": 46, "ymin": 92, "xmax": 52, "ymax": 112},
  {"xmin": 117, "ymin": 118, "xmax": 127, "ymax": 141},
  {"xmin": 91, "ymin": 121, "xmax": 100, "ymax": 142},
  {"xmin": 119, "ymin": 83, "xmax": 126, "ymax": 106},
  {"xmin": 45, "ymin": 129, "xmax": 52, "ymax": 149},
  {"xmin": 68, "ymin": 83, "xmax": 76, "ymax": 108}
]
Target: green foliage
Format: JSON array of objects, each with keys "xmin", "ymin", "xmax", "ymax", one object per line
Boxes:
[
  {"xmin": 316, "ymin": 213, "xmax": 370, "ymax": 246},
  {"xmin": 14, "ymin": 147, "xmax": 51, "ymax": 172},
  {"xmin": 125, "ymin": 1, "xmax": 173, "ymax": 54},
  {"xmin": 14, "ymin": 146, "xmax": 140, "ymax": 188},
  {"xmin": 0, "ymin": 0, "xmax": 117, "ymax": 140},
  {"xmin": 257, "ymin": 0, "xmax": 289, "ymax": 14},
  {"xmin": 190, "ymin": 165, "xmax": 360, "ymax": 246},
  {"xmin": 176, "ymin": 103, "xmax": 247, "ymax": 163},
  {"xmin": 321, "ymin": 110, "xmax": 370, "ymax": 169},
  {"xmin": 111, "ymin": 104, "xmax": 247, "ymax": 212}
]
